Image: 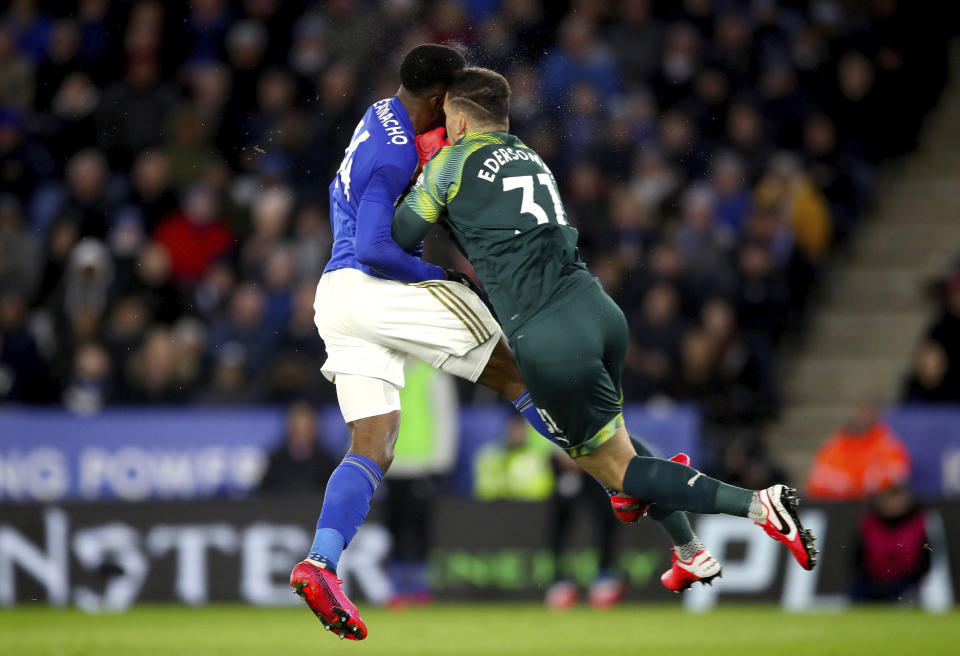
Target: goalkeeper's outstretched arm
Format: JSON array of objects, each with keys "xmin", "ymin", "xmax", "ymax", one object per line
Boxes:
[{"xmin": 392, "ymin": 154, "xmax": 450, "ymax": 251}]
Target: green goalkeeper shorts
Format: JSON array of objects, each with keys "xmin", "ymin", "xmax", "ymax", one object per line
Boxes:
[{"xmin": 508, "ymin": 275, "xmax": 628, "ymax": 457}]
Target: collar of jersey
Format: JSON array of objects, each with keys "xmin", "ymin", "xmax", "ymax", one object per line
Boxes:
[
  {"xmin": 390, "ymin": 95, "xmax": 415, "ymax": 134},
  {"xmin": 455, "ymin": 131, "xmax": 510, "ymax": 146}
]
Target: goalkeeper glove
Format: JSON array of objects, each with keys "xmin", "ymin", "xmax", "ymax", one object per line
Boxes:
[{"xmin": 415, "ymin": 127, "xmax": 449, "ymax": 169}]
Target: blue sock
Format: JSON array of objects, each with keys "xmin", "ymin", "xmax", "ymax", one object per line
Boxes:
[
  {"xmin": 308, "ymin": 453, "xmax": 383, "ymax": 573},
  {"xmin": 513, "ymin": 391, "xmax": 554, "ymax": 441}
]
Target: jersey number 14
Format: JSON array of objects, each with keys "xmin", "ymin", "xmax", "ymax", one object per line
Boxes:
[
  {"xmin": 336, "ymin": 122, "xmax": 371, "ymax": 202},
  {"xmin": 503, "ymin": 174, "xmax": 568, "ymax": 226}
]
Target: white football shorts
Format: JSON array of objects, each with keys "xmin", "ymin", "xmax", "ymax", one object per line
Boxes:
[{"xmin": 314, "ymin": 267, "xmax": 502, "ymax": 397}]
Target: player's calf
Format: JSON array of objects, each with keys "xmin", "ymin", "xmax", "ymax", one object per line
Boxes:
[{"xmin": 608, "ymin": 453, "xmax": 691, "ymax": 522}]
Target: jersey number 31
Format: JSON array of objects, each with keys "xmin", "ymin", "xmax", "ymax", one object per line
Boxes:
[{"xmin": 503, "ymin": 174, "xmax": 567, "ymax": 226}]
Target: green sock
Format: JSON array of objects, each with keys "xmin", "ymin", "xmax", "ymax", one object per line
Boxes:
[
  {"xmin": 621, "ymin": 456, "xmax": 755, "ymax": 517},
  {"xmin": 650, "ymin": 507, "xmax": 696, "ymax": 545},
  {"xmin": 628, "ymin": 434, "xmax": 696, "ymax": 544}
]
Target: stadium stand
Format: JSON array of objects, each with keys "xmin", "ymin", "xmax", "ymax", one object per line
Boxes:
[
  {"xmin": 772, "ymin": 72, "xmax": 960, "ymax": 479},
  {"xmin": 0, "ymin": 1, "xmax": 955, "ymax": 481}
]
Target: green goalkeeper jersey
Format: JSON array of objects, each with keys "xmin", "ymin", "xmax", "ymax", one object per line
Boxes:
[{"xmin": 393, "ymin": 131, "xmax": 591, "ymax": 337}]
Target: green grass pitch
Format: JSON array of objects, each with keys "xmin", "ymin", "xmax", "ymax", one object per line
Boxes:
[{"xmin": 1, "ymin": 603, "xmax": 957, "ymax": 655}]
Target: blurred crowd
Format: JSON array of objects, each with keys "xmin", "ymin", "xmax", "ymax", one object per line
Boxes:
[
  {"xmin": 903, "ymin": 255, "xmax": 960, "ymax": 403},
  {"xmin": 0, "ymin": 0, "xmax": 952, "ymax": 421}
]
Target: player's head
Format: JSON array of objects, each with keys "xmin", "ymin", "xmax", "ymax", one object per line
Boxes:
[
  {"xmin": 443, "ymin": 66, "xmax": 511, "ymax": 142},
  {"xmin": 399, "ymin": 44, "xmax": 466, "ymax": 133}
]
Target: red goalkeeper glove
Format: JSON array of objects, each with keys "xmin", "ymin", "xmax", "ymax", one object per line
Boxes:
[{"xmin": 415, "ymin": 127, "xmax": 449, "ymax": 169}]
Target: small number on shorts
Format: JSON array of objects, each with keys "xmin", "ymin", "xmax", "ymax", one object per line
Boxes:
[{"xmin": 537, "ymin": 407, "xmax": 563, "ymax": 437}]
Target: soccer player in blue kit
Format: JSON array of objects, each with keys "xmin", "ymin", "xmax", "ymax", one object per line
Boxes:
[
  {"xmin": 289, "ymin": 45, "xmax": 722, "ymax": 641},
  {"xmin": 288, "ymin": 44, "xmax": 575, "ymax": 641}
]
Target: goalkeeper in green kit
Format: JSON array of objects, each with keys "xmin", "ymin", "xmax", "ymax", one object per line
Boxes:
[{"xmin": 393, "ymin": 67, "xmax": 819, "ymax": 585}]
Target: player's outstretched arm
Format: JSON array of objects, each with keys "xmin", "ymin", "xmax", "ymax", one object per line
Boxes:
[
  {"xmin": 392, "ymin": 156, "xmax": 448, "ymax": 251},
  {"xmin": 354, "ymin": 165, "xmax": 444, "ymax": 283},
  {"xmin": 393, "ymin": 202, "xmax": 434, "ymax": 251}
]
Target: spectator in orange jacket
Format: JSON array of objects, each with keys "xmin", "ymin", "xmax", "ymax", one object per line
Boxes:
[{"xmin": 806, "ymin": 401, "xmax": 911, "ymax": 500}]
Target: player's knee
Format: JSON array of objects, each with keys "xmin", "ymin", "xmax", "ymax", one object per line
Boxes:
[
  {"xmin": 336, "ymin": 374, "xmax": 402, "ymax": 472},
  {"xmin": 345, "ymin": 409, "xmax": 400, "ymax": 473},
  {"xmin": 377, "ymin": 443, "xmax": 395, "ymax": 473},
  {"xmin": 348, "ymin": 412, "xmax": 400, "ymax": 473},
  {"xmin": 347, "ymin": 429, "xmax": 397, "ymax": 473}
]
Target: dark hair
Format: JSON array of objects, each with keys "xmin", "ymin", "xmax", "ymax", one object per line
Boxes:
[
  {"xmin": 400, "ymin": 44, "xmax": 466, "ymax": 94},
  {"xmin": 447, "ymin": 66, "xmax": 511, "ymax": 124}
]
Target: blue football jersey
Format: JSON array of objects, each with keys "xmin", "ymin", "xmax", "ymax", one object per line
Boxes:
[{"xmin": 324, "ymin": 96, "xmax": 421, "ymax": 277}]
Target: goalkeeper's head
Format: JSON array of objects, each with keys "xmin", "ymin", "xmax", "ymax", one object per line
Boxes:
[
  {"xmin": 444, "ymin": 67, "xmax": 511, "ymax": 143},
  {"xmin": 398, "ymin": 44, "xmax": 466, "ymax": 134}
]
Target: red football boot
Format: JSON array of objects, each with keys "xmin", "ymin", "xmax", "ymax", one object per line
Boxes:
[
  {"xmin": 610, "ymin": 453, "xmax": 692, "ymax": 522},
  {"xmin": 587, "ymin": 576, "xmax": 627, "ymax": 608},
  {"xmin": 754, "ymin": 484, "xmax": 819, "ymax": 570},
  {"xmin": 290, "ymin": 560, "xmax": 368, "ymax": 640},
  {"xmin": 660, "ymin": 547, "xmax": 722, "ymax": 593},
  {"xmin": 545, "ymin": 580, "xmax": 579, "ymax": 610}
]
